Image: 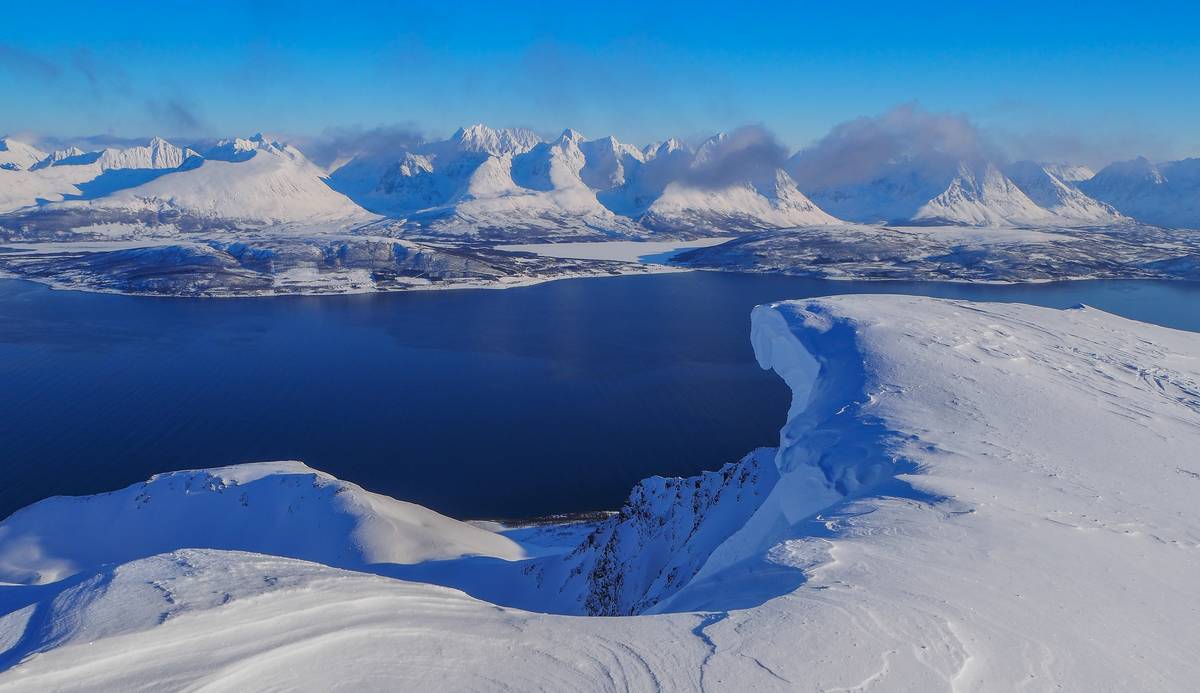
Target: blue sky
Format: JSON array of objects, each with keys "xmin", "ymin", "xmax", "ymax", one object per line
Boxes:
[{"xmin": 1, "ymin": 0, "xmax": 1197, "ymax": 162}]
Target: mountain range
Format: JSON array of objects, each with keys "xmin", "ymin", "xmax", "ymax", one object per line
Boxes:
[{"xmin": 1, "ymin": 126, "xmax": 1197, "ymax": 237}]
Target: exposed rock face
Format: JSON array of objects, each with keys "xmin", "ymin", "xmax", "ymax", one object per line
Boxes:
[{"xmin": 550, "ymin": 448, "xmax": 778, "ymax": 616}]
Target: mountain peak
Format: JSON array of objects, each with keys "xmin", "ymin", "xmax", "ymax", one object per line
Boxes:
[
  {"xmin": 451, "ymin": 124, "xmax": 541, "ymax": 157},
  {"xmin": 0, "ymin": 136, "xmax": 49, "ymax": 171},
  {"xmin": 558, "ymin": 128, "xmax": 585, "ymax": 144}
]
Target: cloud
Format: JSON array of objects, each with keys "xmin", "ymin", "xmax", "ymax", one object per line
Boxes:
[
  {"xmin": 0, "ymin": 43, "xmax": 60, "ymax": 80},
  {"xmin": 296, "ymin": 124, "xmax": 426, "ymax": 167},
  {"xmin": 681, "ymin": 125, "xmax": 789, "ymax": 189},
  {"xmin": 994, "ymin": 129, "xmax": 1180, "ymax": 170},
  {"xmin": 146, "ymin": 98, "xmax": 204, "ymax": 134},
  {"xmin": 789, "ymin": 103, "xmax": 1001, "ymax": 190}
]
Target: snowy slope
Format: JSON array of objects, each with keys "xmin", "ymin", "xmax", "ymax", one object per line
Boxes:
[
  {"xmin": 77, "ymin": 135, "xmax": 375, "ymax": 226},
  {"xmin": 1043, "ymin": 162, "xmax": 1095, "ymax": 183},
  {"xmin": 0, "ymin": 460, "xmax": 521, "ymax": 585},
  {"xmin": 799, "ymin": 155, "xmax": 1120, "ymax": 227},
  {"xmin": 0, "ymin": 139, "xmax": 45, "ymax": 171},
  {"xmin": 0, "ymin": 138, "xmax": 203, "ymax": 213},
  {"xmin": 0, "ymin": 164, "xmax": 98, "ymax": 213},
  {"xmin": 912, "ymin": 162, "xmax": 1056, "ymax": 226},
  {"xmin": 1081, "ymin": 157, "xmax": 1200, "ymax": 228},
  {"xmin": 3, "ymin": 297, "xmax": 1200, "ymax": 690},
  {"xmin": 642, "ymin": 170, "xmax": 838, "ymax": 233},
  {"xmin": 1004, "ymin": 160, "xmax": 1122, "ymax": 224}
]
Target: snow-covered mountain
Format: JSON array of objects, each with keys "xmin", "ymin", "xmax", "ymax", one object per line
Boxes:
[
  {"xmin": 641, "ymin": 170, "xmax": 837, "ymax": 232},
  {"xmin": 328, "ymin": 124, "xmax": 839, "ymax": 238},
  {"xmin": 912, "ymin": 162, "xmax": 1056, "ymax": 226},
  {"xmin": 0, "ymin": 137, "xmax": 46, "ymax": 171},
  {"xmin": 1003, "ymin": 161, "xmax": 1122, "ymax": 224},
  {"xmin": 0, "ymin": 137, "xmax": 208, "ymax": 214},
  {"xmin": 30, "ymin": 137, "xmax": 199, "ymax": 171},
  {"xmin": 795, "ymin": 153, "xmax": 1121, "ymax": 227},
  {"xmin": 0, "ymin": 134, "xmax": 375, "ymax": 227},
  {"xmin": 1042, "ymin": 162, "xmax": 1095, "ymax": 183},
  {"xmin": 1080, "ymin": 157, "xmax": 1200, "ymax": 228},
  {"xmin": 77, "ymin": 134, "xmax": 373, "ymax": 225},
  {"xmin": 1, "ymin": 125, "xmax": 1186, "ymax": 236}
]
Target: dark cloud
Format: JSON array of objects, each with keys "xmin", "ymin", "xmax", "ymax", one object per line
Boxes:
[
  {"xmin": 0, "ymin": 43, "xmax": 60, "ymax": 80},
  {"xmin": 297, "ymin": 124, "xmax": 426, "ymax": 167},
  {"xmin": 789, "ymin": 104, "xmax": 1001, "ymax": 190},
  {"xmin": 71, "ymin": 49, "xmax": 100, "ymax": 91},
  {"xmin": 146, "ymin": 99, "xmax": 204, "ymax": 134},
  {"xmin": 31, "ymin": 132, "xmax": 154, "ymax": 152},
  {"xmin": 681, "ymin": 125, "xmax": 789, "ymax": 189}
]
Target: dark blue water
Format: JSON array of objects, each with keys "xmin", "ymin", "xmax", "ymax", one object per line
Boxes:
[{"xmin": 2, "ymin": 274, "xmax": 1198, "ymax": 520}]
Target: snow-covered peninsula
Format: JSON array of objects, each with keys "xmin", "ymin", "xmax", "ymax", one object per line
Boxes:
[{"xmin": 3, "ymin": 295, "xmax": 1198, "ymax": 690}]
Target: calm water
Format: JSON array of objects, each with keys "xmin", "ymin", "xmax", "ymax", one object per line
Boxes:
[{"xmin": 2, "ymin": 273, "xmax": 1198, "ymax": 520}]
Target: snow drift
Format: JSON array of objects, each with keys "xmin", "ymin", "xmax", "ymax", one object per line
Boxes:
[{"xmin": 0, "ymin": 461, "xmax": 521, "ymax": 585}]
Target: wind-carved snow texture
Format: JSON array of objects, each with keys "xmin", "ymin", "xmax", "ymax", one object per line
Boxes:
[{"xmin": 3, "ymin": 297, "xmax": 1200, "ymax": 690}]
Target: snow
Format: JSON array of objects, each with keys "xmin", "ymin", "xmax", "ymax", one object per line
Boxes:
[
  {"xmin": 0, "ymin": 460, "xmax": 522, "ymax": 586},
  {"xmin": 913, "ymin": 162, "xmax": 1057, "ymax": 226},
  {"xmin": 3, "ymin": 296, "xmax": 1200, "ymax": 689},
  {"xmin": 1003, "ymin": 161, "xmax": 1122, "ymax": 224},
  {"xmin": 1, "ymin": 126, "xmax": 1187, "ymax": 241},
  {"xmin": 676, "ymin": 222, "xmax": 1200, "ymax": 282},
  {"xmin": 642, "ymin": 170, "xmax": 838, "ymax": 233},
  {"xmin": 498, "ymin": 237, "xmax": 733, "ymax": 262},
  {"xmin": 0, "ymin": 139, "xmax": 45, "ymax": 171},
  {"xmin": 78, "ymin": 135, "xmax": 375, "ymax": 225},
  {"xmin": 1082, "ymin": 157, "xmax": 1200, "ymax": 228},
  {"xmin": 801, "ymin": 155, "xmax": 1121, "ymax": 228},
  {"xmin": 327, "ymin": 125, "xmax": 843, "ymax": 238}
]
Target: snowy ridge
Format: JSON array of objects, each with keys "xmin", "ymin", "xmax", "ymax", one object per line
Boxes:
[
  {"xmin": 0, "ymin": 460, "xmax": 522, "ymax": 585},
  {"xmin": 642, "ymin": 170, "xmax": 838, "ymax": 233},
  {"xmin": 78, "ymin": 135, "xmax": 375, "ymax": 225},
  {"xmin": 1081, "ymin": 157, "xmax": 1200, "ymax": 228},
  {"xmin": 0, "ymin": 139, "xmax": 45, "ymax": 171},
  {"xmin": 1003, "ymin": 160, "xmax": 1122, "ymax": 224},
  {"xmin": 799, "ymin": 155, "xmax": 1123, "ymax": 227},
  {"xmin": 0, "ymin": 135, "xmax": 373, "ymax": 227},
  {"xmin": 912, "ymin": 162, "xmax": 1053, "ymax": 226},
  {"xmin": 0, "ymin": 458, "xmax": 525, "ymax": 582},
  {"xmin": 1, "ymin": 297, "xmax": 1200, "ymax": 688},
  {"xmin": 330, "ymin": 124, "xmax": 838, "ymax": 238}
]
